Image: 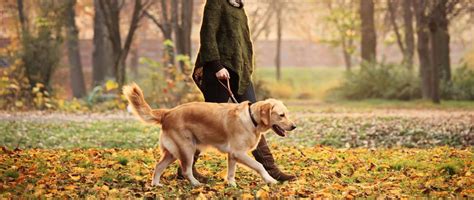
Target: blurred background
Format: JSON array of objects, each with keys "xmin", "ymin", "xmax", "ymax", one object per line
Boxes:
[{"xmin": 0, "ymin": 0, "xmax": 473, "ymax": 111}]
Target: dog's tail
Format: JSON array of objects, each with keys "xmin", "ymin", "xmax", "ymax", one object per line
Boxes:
[{"xmin": 123, "ymin": 83, "xmax": 167, "ymax": 124}]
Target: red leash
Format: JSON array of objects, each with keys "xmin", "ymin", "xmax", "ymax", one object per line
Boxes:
[{"xmin": 218, "ymin": 78, "xmax": 239, "ymax": 103}]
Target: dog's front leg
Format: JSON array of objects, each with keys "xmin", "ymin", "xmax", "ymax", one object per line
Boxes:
[
  {"xmin": 227, "ymin": 153, "xmax": 237, "ymax": 186},
  {"xmin": 234, "ymin": 152, "xmax": 278, "ymax": 184}
]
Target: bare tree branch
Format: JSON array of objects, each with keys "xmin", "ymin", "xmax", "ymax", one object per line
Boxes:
[
  {"xmin": 144, "ymin": 10, "xmax": 165, "ymax": 33},
  {"xmin": 387, "ymin": 0, "xmax": 406, "ymax": 53}
]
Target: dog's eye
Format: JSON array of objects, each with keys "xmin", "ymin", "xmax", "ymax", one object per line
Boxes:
[{"xmin": 279, "ymin": 114, "xmax": 285, "ymax": 117}]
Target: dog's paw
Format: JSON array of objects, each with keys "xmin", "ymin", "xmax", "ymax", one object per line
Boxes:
[
  {"xmin": 265, "ymin": 178, "xmax": 278, "ymax": 185},
  {"xmin": 151, "ymin": 181, "xmax": 163, "ymax": 187},
  {"xmin": 227, "ymin": 181, "xmax": 237, "ymax": 187},
  {"xmin": 191, "ymin": 181, "xmax": 203, "ymax": 187}
]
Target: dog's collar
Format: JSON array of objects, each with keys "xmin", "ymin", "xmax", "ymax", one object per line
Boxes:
[{"xmin": 248, "ymin": 103, "xmax": 258, "ymax": 127}]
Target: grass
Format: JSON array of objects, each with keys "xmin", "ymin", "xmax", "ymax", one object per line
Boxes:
[
  {"xmin": 254, "ymin": 67, "xmax": 474, "ymax": 110},
  {"xmin": 1, "ymin": 106, "xmax": 472, "ymax": 149},
  {"xmin": 254, "ymin": 67, "xmax": 345, "ymax": 100},
  {"xmin": 0, "ymin": 120, "xmax": 160, "ymax": 149},
  {"xmin": 286, "ymin": 99, "xmax": 474, "ymax": 113}
]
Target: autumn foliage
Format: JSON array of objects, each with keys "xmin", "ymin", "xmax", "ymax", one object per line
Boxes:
[{"xmin": 1, "ymin": 146, "xmax": 473, "ymax": 198}]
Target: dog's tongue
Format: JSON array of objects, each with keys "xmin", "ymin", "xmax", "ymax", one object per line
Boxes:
[{"xmin": 272, "ymin": 125, "xmax": 286, "ymax": 137}]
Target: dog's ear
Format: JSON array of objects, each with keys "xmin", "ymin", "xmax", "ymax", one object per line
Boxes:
[{"xmin": 260, "ymin": 103, "xmax": 272, "ymax": 126}]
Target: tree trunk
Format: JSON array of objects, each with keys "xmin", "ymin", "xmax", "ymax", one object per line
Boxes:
[
  {"xmin": 342, "ymin": 41, "xmax": 352, "ymax": 71},
  {"xmin": 99, "ymin": 0, "xmax": 146, "ymax": 89},
  {"xmin": 439, "ymin": 27, "xmax": 451, "ymax": 81},
  {"xmin": 387, "ymin": 0, "xmax": 406, "ymax": 60},
  {"xmin": 92, "ymin": 0, "xmax": 114, "ymax": 87},
  {"xmin": 430, "ymin": 1, "xmax": 451, "ymax": 82},
  {"xmin": 145, "ymin": 0, "xmax": 175, "ymax": 66},
  {"xmin": 172, "ymin": 0, "xmax": 180, "ymax": 69},
  {"xmin": 129, "ymin": 45, "xmax": 139, "ymax": 79},
  {"xmin": 65, "ymin": 0, "xmax": 86, "ymax": 98},
  {"xmin": 429, "ymin": 29, "xmax": 441, "ymax": 104},
  {"xmin": 116, "ymin": 56, "xmax": 126, "ymax": 88},
  {"xmin": 413, "ymin": 0, "xmax": 432, "ymax": 100},
  {"xmin": 275, "ymin": 2, "xmax": 282, "ymax": 81},
  {"xmin": 428, "ymin": 0, "xmax": 450, "ymax": 104},
  {"xmin": 360, "ymin": 0, "xmax": 377, "ymax": 63},
  {"xmin": 17, "ymin": 0, "xmax": 27, "ymax": 32},
  {"xmin": 181, "ymin": 0, "xmax": 193, "ymax": 58},
  {"xmin": 402, "ymin": 0, "xmax": 414, "ymax": 70},
  {"xmin": 98, "ymin": 0, "xmax": 121, "ymax": 85},
  {"xmin": 171, "ymin": 0, "xmax": 193, "ymax": 72},
  {"xmin": 161, "ymin": 0, "xmax": 174, "ymax": 66}
]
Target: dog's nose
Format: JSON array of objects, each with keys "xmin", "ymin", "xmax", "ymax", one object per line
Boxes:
[{"xmin": 290, "ymin": 124, "xmax": 297, "ymax": 130}]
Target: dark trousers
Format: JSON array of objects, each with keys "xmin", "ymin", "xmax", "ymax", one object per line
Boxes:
[{"xmin": 201, "ymin": 67, "xmax": 256, "ymax": 103}]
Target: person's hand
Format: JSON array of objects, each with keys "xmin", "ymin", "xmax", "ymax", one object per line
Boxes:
[{"xmin": 215, "ymin": 68, "xmax": 230, "ymax": 80}]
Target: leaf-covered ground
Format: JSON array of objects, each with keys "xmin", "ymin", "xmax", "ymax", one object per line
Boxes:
[
  {"xmin": 0, "ymin": 106, "xmax": 473, "ymax": 198},
  {"xmin": 1, "ymin": 147, "xmax": 473, "ymax": 198}
]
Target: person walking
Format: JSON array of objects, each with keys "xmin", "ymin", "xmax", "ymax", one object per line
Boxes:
[{"xmin": 183, "ymin": 0, "xmax": 296, "ymax": 182}]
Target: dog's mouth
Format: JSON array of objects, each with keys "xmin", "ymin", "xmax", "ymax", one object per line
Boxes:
[{"xmin": 272, "ymin": 125, "xmax": 286, "ymax": 137}]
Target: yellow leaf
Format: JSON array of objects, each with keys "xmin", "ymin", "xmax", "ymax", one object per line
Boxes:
[
  {"xmin": 105, "ymin": 80, "xmax": 118, "ymax": 91},
  {"xmin": 241, "ymin": 193, "xmax": 254, "ymax": 200},
  {"xmin": 256, "ymin": 187, "xmax": 270, "ymax": 199},
  {"xmin": 65, "ymin": 185, "xmax": 76, "ymax": 190},
  {"xmin": 69, "ymin": 174, "xmax": 81, "ymax": 181},
  {"xmin": 133, "ymin": 175, "xmax": 143, "ymax": 181},
  {"xmin": 36, "ymin": 83, "xmax": 44, "ymax": 88},
  {"xmin": 331, "ymin": 183, "xmax": 344, "ymax": 190},
  {"xmin": 34, "ymin": 189, "xmax": 44, "ymax": 197},
  {"xmin": 196, "ymin": 192, "xmax": 207, "ymax": 200},
  {"xmin": 101, "ymin": 185, "xmax": 109, "ymax": 191},
  {"xmin": 72, "ymin": 167, "xmax": 86, "ymax": 173},
  {"xmin": 14, "ymin": 101, "xmax": 23, "ymax": 107},
  {"xmin": 108, "ymin": 188, "xmax": 119, "ymax": 195}
]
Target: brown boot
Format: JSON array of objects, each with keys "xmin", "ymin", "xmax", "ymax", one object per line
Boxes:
[
  {"xmin": 252, "ymin": 136, "xmax": 296, "ymax": 182},
  {"xmin": 176, "ymin": 150, "xmax": 208, "ymax": 182}
]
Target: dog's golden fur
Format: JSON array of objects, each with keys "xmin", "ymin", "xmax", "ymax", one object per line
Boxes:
[{"xmin": 123, "ymin": 83, "xmax": 296, "ymax": 186}]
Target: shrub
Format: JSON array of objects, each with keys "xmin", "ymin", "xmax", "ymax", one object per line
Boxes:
[
  {"xmin": 137, "ymin": 56, "xmax": 203, "ymax": 108},
  {"xmin": 332, "ymin": 62, "xmax": 421, "ymax": 100},
  {"xmin": 441, "ymin": 65, "xmax": 474, "ymax": 100},
  {"xmin": 269, "ymin": 82, "xmax": 294, "ymax": 99},
  {"xmin": 86, "ymin": 80, "xmax": 127, "ymax": 111},
  {"xmin": 0, "ymin": 1, "xmax": 64, "ymax": 110},
  {"xmin": 253, "ymin": 78, "xmax": 272, "ymax": 101},
  {"xmin": 0, "ymin": 42, "xmax": 55, "ymax": 110}
]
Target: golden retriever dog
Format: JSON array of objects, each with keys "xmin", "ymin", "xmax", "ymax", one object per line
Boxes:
[{"xmin": 123, "ymin": 83, "xmax": 296, "ymax": 186}]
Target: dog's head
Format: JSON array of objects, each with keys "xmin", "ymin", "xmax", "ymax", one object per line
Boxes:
[{"xmin": 258, "ymin": 99, "xmax": 296, "ymax": 137}]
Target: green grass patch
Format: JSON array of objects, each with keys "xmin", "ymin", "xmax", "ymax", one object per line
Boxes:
[
  {"xmin": 117, "ymin": 157, "xmax": 129, "ymax": 166},
  {"xmin": 0, "ymin": 120, "xmax": 160, "ymax": 149},
  {"xmin": 4, "ymin": 169, "xmax": 19, "ymax": 179},
  {"xmin": 2, "ymin": 108, "xmax": 472, "ymax": 149},
  {"xmin": 286, "ymin": 99, "xmax": 474, "ymax": 113},
  {"xmin": 437, "ymin": 160, "xmax": 464, "ymax": 176},
  {"xmin": 254, "ymin": 67, "xmax": 345, "ymax": 100}
]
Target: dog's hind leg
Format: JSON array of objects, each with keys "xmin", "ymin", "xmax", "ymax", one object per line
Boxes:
[
  {"xmin": 178, "ymin": 147, "xmax": 202, "ymax": 186},
  {"xmin": 151, "ymin": 149, "xmax": 176, "ymax": 186},
  {"xmin": 234, "ymin": 152, "xmax": 278, "ymax": 184}
]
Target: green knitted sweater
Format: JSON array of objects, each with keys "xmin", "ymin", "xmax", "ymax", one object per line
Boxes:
[{"xmin": 194, "ymin": 0, "xmax": 254, "ymax": 95}]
